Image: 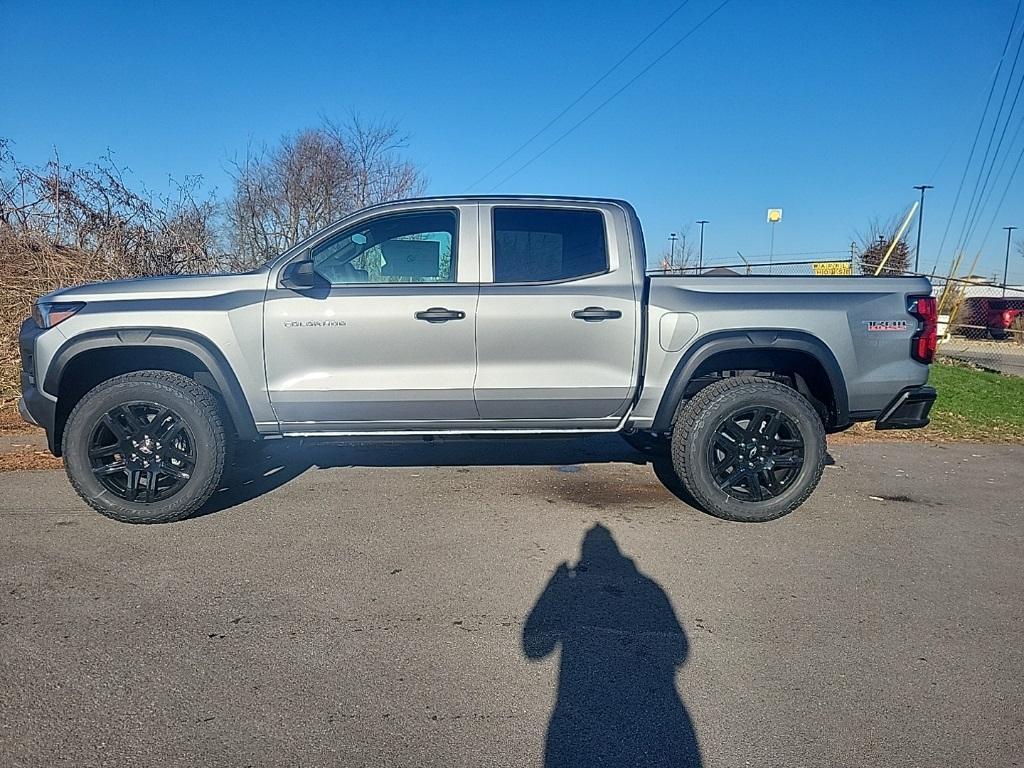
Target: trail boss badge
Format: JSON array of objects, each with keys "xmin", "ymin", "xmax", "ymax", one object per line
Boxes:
[{"xmin": 865, "ymin": 320, "xmax": 908, "ymax": 332}]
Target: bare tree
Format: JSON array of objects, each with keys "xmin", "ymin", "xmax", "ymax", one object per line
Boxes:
[
  {"xmin": 654, "ymin": 226, "xmax": 698, "ymax": 273},
  {"xmin": 854, "ymin": 216, "xmax": 911, "ymax": 276},
  {"xmin": 327, "ymin": 114, "xmax": 425, "ymax": 209},
  {"xmin": 226, "ymin": 115, "xmax": 426, "ymax": 267}
]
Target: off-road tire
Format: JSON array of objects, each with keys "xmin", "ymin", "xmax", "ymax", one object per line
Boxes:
[
  {"xmin": 670, "ymin": 376, "xmax": 826, "ymax": 522},
  {"xmin": 62, "ymin": 370, "xmax": 227, "ymax": 524}
]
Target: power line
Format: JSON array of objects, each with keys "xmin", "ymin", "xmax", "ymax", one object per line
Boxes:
[
  {"xmin": 468, "ymin": 0, "xmax": 693, "ymax": 190},
  {"xmin": 490, "ymin": 0, "xmax": 734, "ymax": 190},
  {"xmin": 952, "ymin": 14, "xmax": 1024, "ymax": 261},
  {"xmin": 975, "ymin": 136, "xmax": 1024, "ymax": 256},
  {"xmin": 932, "ymin": 0, "xmax": 1022, "ymax": 272},
  {"xmin": 969, "ymin": 97, "xmax": 1024, "ymax": 245}
]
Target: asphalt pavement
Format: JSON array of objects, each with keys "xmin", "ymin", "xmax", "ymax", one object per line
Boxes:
[{"xmin": 1, "ymin": 437, "xmax": 1022, "ymax": 767}]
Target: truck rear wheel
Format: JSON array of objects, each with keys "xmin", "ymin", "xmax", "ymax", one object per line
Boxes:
[
  {"xmin": 670, "ymin": 376, "xmax": 826, "ymax": 522},
  {"xmin": 62, "ymin": 371, "xmax": 227, "ymax": 524}
]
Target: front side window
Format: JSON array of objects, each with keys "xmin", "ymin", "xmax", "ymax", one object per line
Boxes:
[
  {"xmin": 492, "ymin": 207, "xmax": 607, "ymax": 283},
  {"xmin": 311, "ymin": 210, "xmax": 457, "ymax": 284}
]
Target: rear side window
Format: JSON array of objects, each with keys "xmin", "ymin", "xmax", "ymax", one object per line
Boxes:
[{"xmin": 492, "ymin": 207, "xmax": 608, "ymax": 283}]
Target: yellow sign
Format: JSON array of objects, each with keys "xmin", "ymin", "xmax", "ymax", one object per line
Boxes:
[
  {"xmin": 813, "ymin": 261, "xmax": 852, "ymax": 276},
  {"xmin": 767, "ymin": 208, "xmax": 783, "ymax": 223}
]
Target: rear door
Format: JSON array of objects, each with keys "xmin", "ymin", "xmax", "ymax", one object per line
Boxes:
[
  {"xmin": 263, "ymin": 204, "xmax": 480, "ymax": 431},
  {"xmin": 473, "ymin": 203, "xmax": 640, "ymax": 427}
]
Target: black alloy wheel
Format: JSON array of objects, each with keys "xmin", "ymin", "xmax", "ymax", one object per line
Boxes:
[
  {"xmin": 707, "ymin": 406, "xmax": 805, "ymax": 502},
  {"xmin": 88, "ymin": 401, "xmax": 197, "ymax": 503}
]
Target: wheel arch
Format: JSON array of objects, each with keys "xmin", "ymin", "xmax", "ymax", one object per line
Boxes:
[
  {"xmin": 45, "ymin": 328, "xmax": 258, "ymax": 455},
  {"xmin": 651, "ymin": 330, "xmax": 850, "ymax": 433}
]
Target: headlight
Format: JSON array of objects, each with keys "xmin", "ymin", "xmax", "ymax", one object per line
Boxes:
[{"xmin": 32, "ymin": 302, "xmax": 84, "ymax": 329}]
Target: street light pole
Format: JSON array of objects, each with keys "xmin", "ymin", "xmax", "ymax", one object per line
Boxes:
[
  {"xmin": 669, "ymin": 233, "xmax": 677, "ymax": 271},
  {"xmin": 765, "ymin": 209, "xmax": 783, "ymax": 276},
  {"xmin": 1003, "ymin": 226, "xmax": 1017, "ymax": 297},
  {"xmin": 696, "ymin": 220, "xmax": 708, "ymax": 272},
  {"xmin": 912, "ymin": 184, "xmax": 933, "ymax": 273}
]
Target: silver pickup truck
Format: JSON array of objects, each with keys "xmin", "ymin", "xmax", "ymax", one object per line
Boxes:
[{"xmin": 18, "ymin": 195, "xmax": 937, "ymax": 524}]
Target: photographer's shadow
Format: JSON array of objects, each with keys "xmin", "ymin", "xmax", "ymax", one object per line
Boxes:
[{"xmin": 523, "ymin": 524, "xmax": 702, "ymax": 767}]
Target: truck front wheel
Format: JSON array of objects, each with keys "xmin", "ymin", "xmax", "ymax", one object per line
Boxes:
[
  {"xmin": 670, "ymin": 376, "xmax": 826, "ymax": 522},
  {"xmin": 62, "ymin": 370, "xmax": 227, "ymax": 524}
]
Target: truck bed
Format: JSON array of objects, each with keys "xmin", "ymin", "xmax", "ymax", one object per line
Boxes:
[{"xmin": 631, "ymin": 275, "xmax": 933, "ymax": 426}]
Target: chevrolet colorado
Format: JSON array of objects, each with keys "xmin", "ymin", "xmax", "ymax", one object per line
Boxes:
[{"xmin": 18, "ymin": 196, "xmax": 937, "ymax": 524}]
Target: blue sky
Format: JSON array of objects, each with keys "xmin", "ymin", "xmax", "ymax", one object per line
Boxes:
[{"xmin": 4, "ymin": 0, "xmax": 1024, "ymax": 281}]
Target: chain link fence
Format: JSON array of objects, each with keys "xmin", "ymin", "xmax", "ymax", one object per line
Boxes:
[
  {"xmin": 929, "ymin": 276, "xmax": 1024, "ymax": 377},
  {"xmin": 651, "ymin": 258, "xmax": 856, "ymax": 277}
]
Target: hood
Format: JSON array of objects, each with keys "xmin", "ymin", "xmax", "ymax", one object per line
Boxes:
[{"xmin": 41, "ymin": 271, "xmax": 268, "ymax": 303}]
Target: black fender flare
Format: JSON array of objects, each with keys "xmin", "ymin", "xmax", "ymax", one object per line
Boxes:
[
  {"xmin": 45, "ymin": 328, "xmax": 259, "ymax": 442},
  {"xmin": 650, "ymin": 329, "xmax": 850, "ymax": 432}
]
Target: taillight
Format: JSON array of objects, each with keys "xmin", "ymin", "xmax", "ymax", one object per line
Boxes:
[
  {"xmin": 909, "ymin": 295, "xmax": 937, "ymax": 364},
  {"xmin": 1004, "ymin": 310, "xmax": 1015, "ymax": 328}
]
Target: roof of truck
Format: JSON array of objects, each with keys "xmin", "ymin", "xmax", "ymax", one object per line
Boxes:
[{"xmin": 385, "ymin": 194, "xmax": 636, "ymax": 207}]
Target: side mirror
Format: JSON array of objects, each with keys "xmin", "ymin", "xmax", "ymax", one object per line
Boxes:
[{"xmin": 280, "ymin": 259, "xmax": 317, "ymax": 290}]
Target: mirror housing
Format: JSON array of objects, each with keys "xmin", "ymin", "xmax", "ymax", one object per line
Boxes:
[{"xmin": 280, "ymin": 258, "xmax": 317, "ymax": 290}]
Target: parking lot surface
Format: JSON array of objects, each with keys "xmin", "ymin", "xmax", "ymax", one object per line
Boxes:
[{"xmin": 1, "ymin": 437, "xmax": 1022, "ymax": 767}]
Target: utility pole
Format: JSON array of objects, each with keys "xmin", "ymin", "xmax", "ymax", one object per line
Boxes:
[
  {"xmin": 669, "ymin": 232, "xmax": 677, "ymax": 271},
  {"xmin": 696, "ymin": 220, "xmax": 709, "ymax": 272},
  {"xmin": 1003, "ymin": 226, "xmax": 1017, "ymax": 297},
  {"xmin": 912, "ymin": 184, "xmax": 933, "ymax": 273}
]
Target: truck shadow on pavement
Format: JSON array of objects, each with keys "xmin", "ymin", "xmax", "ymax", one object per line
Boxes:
[
  {"xmin": 523, "ymin": 523, "xmax": 703, "ymax": 766},
  {"xmin": 199, "ymin": 435, "xmax": 662, "ymax": 517},
  {"xmin": 200, "ymin": 434, "xmax": 832, "ymax": 518}
]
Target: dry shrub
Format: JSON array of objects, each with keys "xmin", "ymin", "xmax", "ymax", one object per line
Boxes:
[{"xmin": 0, "ymin": 230, "xmax": 118, "ymax": 404}]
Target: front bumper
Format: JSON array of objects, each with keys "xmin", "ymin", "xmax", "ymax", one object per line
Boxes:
[
  {"xmin": 875, "ymin": 385, "xmax": 936, "ymax": 430},
  {"xmin": 17, "ymin": 394, "xmax": 40, "ymax": 427},
  {"xmin": 18, "ymin": 317, "xmax": 59, "ymax": 453}
]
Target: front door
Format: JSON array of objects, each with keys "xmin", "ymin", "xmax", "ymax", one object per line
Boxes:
[
  {"xmin": 474, "ymin": 204, "xmax": 640, "ymax": 427},
  {"xmin": 264, "ymin": 205, "xmax": 480, "ymax": 432}
]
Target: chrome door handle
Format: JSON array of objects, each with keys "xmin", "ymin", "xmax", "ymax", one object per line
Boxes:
[
  {"xmin": 415, "ymin": 307, "xmax": 466, "ymax": 323},
  {"xmin": 572, "ymin": 306, "xmax": 622, "ymax": 322}
]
